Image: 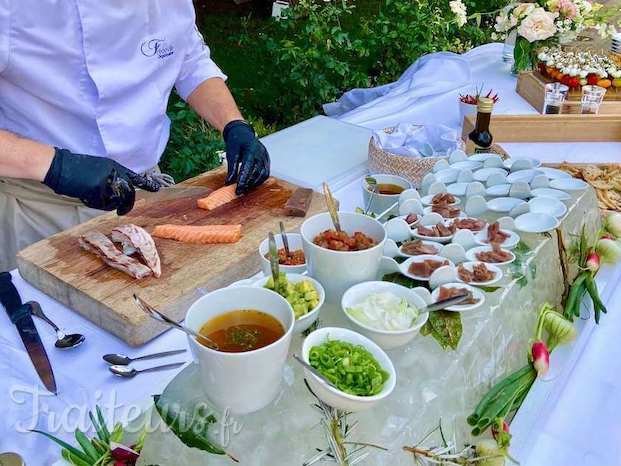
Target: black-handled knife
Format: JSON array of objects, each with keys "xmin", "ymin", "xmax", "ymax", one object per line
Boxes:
[{"xmin": 0, "ymin": 272, "xmax": 57, "ymax": 394}]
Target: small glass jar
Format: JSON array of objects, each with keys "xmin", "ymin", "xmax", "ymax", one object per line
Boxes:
[
  {"xmin": 581, "ymin": 85, "xmax": 607, "ymax": 115},
  {"xmin": 543, "ymin": 83, "xmax": 569, "ymax": 114}
]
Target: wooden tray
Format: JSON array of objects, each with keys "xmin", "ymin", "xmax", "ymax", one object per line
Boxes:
[
  {"xmin": 516, "ymin": 71, "xmax": 621, "ymax": 114},
  {"xmin": 16, "ymin": 168, "xmax": 325, "ymax": 346},
  {"xmin": 462, "ymin": 114, "xmax": 621, "ymax": 143}
]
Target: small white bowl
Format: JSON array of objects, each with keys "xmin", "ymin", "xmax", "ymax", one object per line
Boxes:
[
  {"xmin": 503, "ymin": 157, "xmax": 541, "ymax": 169},
  {"xmin": 531, "ymin": 187, "xmax": 571, "ymax": 202},
  {"xmin": 259, "ymin": 233, "xmax": 306, "ymax": 276},
  {"xmin": 474, "ymin": 227, "xmax": 520, "ymax": 249},
  {"xmin": 362, "ymin": 174, "xmax": 412, "ymax": 216},
  {"xmin": 549, "ymin": 178, "xmax": 589, "ymax": 192},
  {"xmin": 397, "ymin": 214, "xmax": 421, "ymax": 229},
  {"xmin": 486, "ymin": 184, "xmax": 511, "ymax": 197},
  {"xmin": 435, "ymin": 168, "xmax": 460, "ymax": 184},
  {"xmin": 412, "ymin": 225, "xmax": 454, "ymax": 243},
  {"xmin": 515, "ymin": 212, "xmax": 560, "ymax": 233},
  {"xmin": 253, "ymin": 273, "xmax": 325, "ymax": 334},
  {"xmin": 466, "ymin": 245, "xmax": 516, "ymax": 266},
  {"xmin": 487, "ymin": 197, "xmax": 526, "ymax": 213},
  {"xmin": 450, "ymin": 160, "xmax": 483, "ymax": 171},
  {"xmin": 456, "ymin": 261, "xmax": 503, "ymax": 286},
  {"xmin": 430, "ymin": 282, "xmax": 486, "ymax": 312},
  {"xmin": 302, "ymin": 327, "xmax": 397, "ymax": 412},
  {"xmin": 420, "ymin": 194, "xmax": 461, "ymax": 207},
  {"xmin": 539, "ymin": 167, "xmax": 572, "ymax": 180},
  {"xmin": 469, "ymin": 153, "xmax": 499, "ymax": 162},
  {"xmin": 473, "ymin": 167, "xmax": 508, "ymax": 183},
  {"xmin": 341, "ymin": 281, "xmax": 429, "ymax": 350},
  {"xmin": 506, "ymin": 169, "xmax": 543, "ymax": 184},
  {"xmin": 447, "ymin": 182, "xmax": 469, "ymax": 197},
  {"xmin": 527, "ymin": 197, "xmax": 567, "ymax": 218},
  {"xmin": 400, "ymin": 254, "xmax": 455, "ymax": 281},
  {"xmin": 422, "ymin": 205, "xmax": 464, "ymax": 219},
  {"xmin": 399, "ymin": 239, "xmax": 442, "ymax": 257}
]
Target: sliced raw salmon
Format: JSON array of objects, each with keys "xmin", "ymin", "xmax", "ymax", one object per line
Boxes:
[
  {"xmin": 152, "ymin": 224, "xmax": 242, "ymax": 244},
  {"xmin": 197, "ymin": 178, "xmax": 276, "ymax": 211}
]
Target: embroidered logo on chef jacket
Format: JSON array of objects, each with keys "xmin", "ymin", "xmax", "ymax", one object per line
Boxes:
[{"xmin": 140, "ymin": 38, "xmax": 175, "ymax": 59}]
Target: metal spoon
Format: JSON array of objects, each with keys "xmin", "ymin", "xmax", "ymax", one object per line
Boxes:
[
  {"xmin": 27, "ymin": 301, "xmax": 85, "ymax": 349},
  {"xmin": 422, "ymin": 293, "xmax": 470, "ymax": 313},
  {"xmin": 322, "ymin": 182, "xmax": 342, "ymax": 232},
  {"xmin": 364, "ymin": 176, "xmax": 378, "ymax": 215},
  {"xmin": 268, "ymin": 232, "xmax": 281, "ymax": 284},
  {"xmin": 133, "ymin": 295, "xmax": 219, "ymax": 350},
  {"xmin": 279, "ymin": 221, "xmax": 291, "ymax": 258},
  {"xmin": 103, "ymin": 349, "xmax": 187, "ymax": 366},
  {"xmin": 109, "ymin": 362, "xmax": 185, "ymax": 379},
  {"xmin": 292, "ymin": 354, "xmax": 338, "ymax": 390}
]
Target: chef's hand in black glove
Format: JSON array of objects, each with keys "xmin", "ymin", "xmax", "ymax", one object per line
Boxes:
[
  {"xmin": 223, "ymin": 120, "xmax": 270, "ymax": 195},
  {"xmin": 43, "ymin": 148, "xmax": 160, "ymax": 216}
]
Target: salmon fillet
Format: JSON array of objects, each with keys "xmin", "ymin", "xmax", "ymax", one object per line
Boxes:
[
  {"xmin": 196, "ymin": 178, "xmax": 275, "ymax": 211},
  {"xmin": 152, "ymin": 224, "xmax": 242, "ymax": 244}
]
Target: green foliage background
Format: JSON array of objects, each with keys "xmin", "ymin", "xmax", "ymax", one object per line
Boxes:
[{"xmin": 162, "ymin": 0, "xmax": 505, "ymax": 181}]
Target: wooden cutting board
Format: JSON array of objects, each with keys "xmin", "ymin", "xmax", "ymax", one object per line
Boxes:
[{"xmin": 16, "ymin": 168, "xmax": 325, "ymax": 346}]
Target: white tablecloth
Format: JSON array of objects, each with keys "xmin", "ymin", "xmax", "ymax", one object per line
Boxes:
[{"xmin": 2, "ymin": 43, "xmax": 621, "ymax": 465}]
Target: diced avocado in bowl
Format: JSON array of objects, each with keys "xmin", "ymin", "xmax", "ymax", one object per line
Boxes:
[{"xmin": 265, "ymin": 273, "xmax": 320, "ymax": 319}]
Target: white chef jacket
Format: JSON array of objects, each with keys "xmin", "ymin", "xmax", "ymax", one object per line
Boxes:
[{"xmin": 0, "ymin": 0, "xmax": 227, "ymax": 173}]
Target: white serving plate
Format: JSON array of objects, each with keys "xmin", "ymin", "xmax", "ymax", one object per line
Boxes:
[
  {"xmin": 486, "ymin": 183, "xmax": 511, "ymax": 197},
  {"xmin": 503, "ymin": 157, "xmax": 541, "ymax": 169},
  {"xmin": 434, "ymin": 168, "xmax": 460, "ymax": 184},
  {"xmin": 475, "ymin": 227, "xmax": 520, "ymax": 249},
  {"xmin": 412, "ymin": 225, "xmax": 454, "ymax": 243},
  {"xmin": 473, "ymin": 167, "xmax": 508, "ymax": 183},
  {"xmin": 451, "ymin": 217, "xmax": 488, "ymax": 233},
  {"xmin": 420, "ymin": 193, "xmax": 461, "ymax": 206},
  {"xmin": 531, "ymin": 187, "xmax": 571, "ymax": 201},
  {"xmin": 423, "ymin": 205, "xmax": 464, "ymax": 219},
  {"xmin": 466, "ymin": 245, "xmax": 516, "ymax": 266},
  {"xmin": 455, "ymin": 261, "xmax": 503, "ymax": 286},
  {"xmin": 400, "ymin": 254, "xmax": 455, "ymax": 281},
  {"xmin": 450, "ymin": 160, "xmax": 483, "ymax": 171},
  {"xmin": 487, "ymin": 197, "xmax": 526, "ymax": 213},
  {"xmin": 527, "ymin": 197, "xmax": 567, "ymax": 218},
  {"xmin": 430, "ymin": 282, "xmax": 486, "ymax": 312},
  {"xmin": 447, "ymin": 182, "xmax": 469, "ymax": 197},
  {"xmin": 341, "ymin": 281, "xmax": 429, "ymax": 350},
  {"xmin": 514, "ymin": 212, "xmax": 560, "ymax": 233},
  {"xmin": 539, "ymin": 167, "xmax": 572, "ymax": 180},
  {"xmin": 549, "ymin": 178, "xmax": 589, "ymax": 192},
  {"xmin": 302, "ymin": 327, "xmax": 396, "ymax": 412},
  {"xmin": 468, "ymin": 153, "xmax": 499, "ymax": 162},
  {"xmin": 399, "ymin": 239, "xmax": 442, "ymax": 257}
]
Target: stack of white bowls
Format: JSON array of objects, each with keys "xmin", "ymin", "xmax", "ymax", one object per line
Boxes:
[{"xmin": 612, "ymin": 33, "xmax": 621, "ymax": 56}]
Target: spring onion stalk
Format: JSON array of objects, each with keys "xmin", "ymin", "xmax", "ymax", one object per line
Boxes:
[
  {"xmin": 596, "ymin": 238, "xmax": 621, "ymax": 264},
  {"xmin": 604, "ymin": 212, "xmax": 621, "ymax": 239}
]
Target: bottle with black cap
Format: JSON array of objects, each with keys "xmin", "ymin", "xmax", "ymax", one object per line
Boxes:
[{"xmin": 468, "ymin": 97, "xmax": 494, "ymax": 153}]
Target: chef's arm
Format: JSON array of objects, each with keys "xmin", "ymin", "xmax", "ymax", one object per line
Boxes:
[
  {"xmin": 0, "ymin": 129, "xmax": 54, "ymax": 181},
  {"xmin": 186, "ymin": 77, "xmax": 243, "ymax": 132}
]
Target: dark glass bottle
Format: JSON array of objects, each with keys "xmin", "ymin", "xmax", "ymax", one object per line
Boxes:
[{"xmin": 468, "ymin": 97, "xmax": 494, "ymax": 152}]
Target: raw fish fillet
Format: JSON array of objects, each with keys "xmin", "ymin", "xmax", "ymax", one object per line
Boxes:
[
  {"xmin": 111, "ymin": 224, "xmax": 162, "ymax": 278},
  {"xmin": 196, "ymin": 178, "xmax": 275, "ymax": 211},
  {"xmin": 79, "ymin": 231, "xmax": 152, "ymax": 279},
  {"xmin": 152, "ymin": 224, "xmax": 242, "ymax": 244}
]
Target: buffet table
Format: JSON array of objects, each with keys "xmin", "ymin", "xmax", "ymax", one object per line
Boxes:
[{"xmin": 2, "ymin": 44, "xmax": 621, "ymax": 465}]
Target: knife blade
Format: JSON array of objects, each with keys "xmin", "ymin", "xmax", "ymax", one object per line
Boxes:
[{"xmin": 0, "ymin": 272, "xmax": 57, "ymax": 394}]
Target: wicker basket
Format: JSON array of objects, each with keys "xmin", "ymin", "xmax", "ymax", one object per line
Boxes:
[{"xmin": 368, "ymin": 131, "xmax": 454, "ymax": 187}]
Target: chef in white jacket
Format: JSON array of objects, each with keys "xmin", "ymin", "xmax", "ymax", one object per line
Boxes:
[{"xmin": 0, "ymin": 0, "xmax": 270, "ymax": 271}]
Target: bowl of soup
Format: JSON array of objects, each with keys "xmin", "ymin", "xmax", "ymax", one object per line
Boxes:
[
  {"xmin": 185, "ymin": 286, "xmax": 295, "ymax": 414},
  {"xmin": 362, "ymin": 174, "xmax": 412, "ymax": 216}
]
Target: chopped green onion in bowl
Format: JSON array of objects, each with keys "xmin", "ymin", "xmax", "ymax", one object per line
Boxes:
[
  {"xmin": 308, "ymin": 340, "xmax": 389, "ymax": 396},
  {"xmin": 346, "ymin": 292, "xmax": 420, "ymax": 331}
]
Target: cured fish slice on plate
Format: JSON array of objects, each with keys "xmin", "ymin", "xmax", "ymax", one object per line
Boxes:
[
  {"xmin": 79, "ymin": 231, "xmax": 152, "ymax": 279},
  {"xmin": 111, "ymin": 224, "xmax": 162, "ymax": 277},
  {"xmin": 197, "ymin": 178, "xmax": 276, "ymax": 211},
  {"xmin": 152, "ymin": 224, "xmax": 242, "ymax": 244}
]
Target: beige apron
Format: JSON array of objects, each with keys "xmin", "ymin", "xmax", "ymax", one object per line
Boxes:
[{"xmin": 0, "ymin": 178, "xmax": 103, "ymax": 271}]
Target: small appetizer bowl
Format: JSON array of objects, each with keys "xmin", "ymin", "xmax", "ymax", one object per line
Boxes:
[
  {"xmin": 412, "ymin": 225, "xmax": 454, "ymax": 244},
  {"xmin": 486, "ymin": 197, "xmax": 526, "ymax": 214},
  {"xmin": 253, "ymin": 273, "xmax": 325, "ymax": 334},
  {"xmin": 399, "ymin": 239, "xmax": 442, "ymax": 257},
  {"xmin": 531, "ymin": 187, "xmax": 572, "ymax": 202},
  {"xmin": 473, "ymin": 167, "xmax": 508, "ymax": 183},
  {"xmin": 420, "ymin": 194, "xmax": 461, "ymax": 207},
  {"xmin": 341, "ymin": 281, "xmax": 429, "ymax": 350},
  {"xmin": 400, "ymin": 254, "xmax": 455, "ymax": 281},
  {"xmin": 431, "ymin": 282, "xmax": 486, "ymax": 312},
  {"xmin": 465, "ymin": 246, "xmax": 516, "ymax": 266},
  {"xmin": 549, "ymin": 178, "xmax": 589, "ymax": 192},
  {"xmin": 422, "ymin": 205, "xmax": 465, "ymax": 219},
  {"xmin": 362, "ymin": 174, "xmax": 412, "ymax": 216},
  {"xmin": 259, "ymin": 233, "xmax": 306, "ymax": 276},
  {"xmin": 527, "ymin": 197, "xmax": 567, "ymax": 219},
  {"xmin": 474, "ymin": 227, "xmax": 520, "ymax": 249},
  {"xmin": 302, "ymin": 326, "xmax": 397, "ymax": 412},
  {"xmin": 514, "ymin": 212, "xmax": 560, "ymax": 234},
  {"xmin": 455, "ymin": 261, "xmax": 503, "ymax": 286}
]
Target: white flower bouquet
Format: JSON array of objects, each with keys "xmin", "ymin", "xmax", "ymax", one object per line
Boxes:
[{"xmin": 493, "ymin": 0, "xmax": 620, "ymax": 72}]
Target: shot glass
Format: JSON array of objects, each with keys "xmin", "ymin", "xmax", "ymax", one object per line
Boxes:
[
  {"xmin": 581, "ymin": 85, "xmax": 607, "ymax": 115},
  {"xmin": 543, "ymin": 82, "xmax": 569, "ymax": 114}
]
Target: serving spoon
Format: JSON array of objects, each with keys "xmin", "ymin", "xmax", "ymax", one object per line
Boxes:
[
  {"xmin": 133, "ymin": 295, "xmax": 219, "ymax": 351},
  {"xmin": 27, "ymin": 301, "xmax": 86, "ymax": 349},
  {"xmin": 109, "ymin": 362, "xmax": 185, "ymax": 379},
  {"xmin": 279, "ymin": 221, "xmax": 291, "ymax": 258},
  {"xmin": 103, "ymin": 349, "xmax": 187, "ymax": 366},
  {"xmin": 322, "ymin": 181, "xmax": 342, "ymax": 232}
]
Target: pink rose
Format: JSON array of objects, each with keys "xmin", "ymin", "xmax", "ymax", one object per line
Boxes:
[
  {"xmin": 517, "ymin": 7, "xmax": 559, "ymax": 42},
  {"xmin": 558, "ymin": 0, "xmax": 577, "ymax": 18}
]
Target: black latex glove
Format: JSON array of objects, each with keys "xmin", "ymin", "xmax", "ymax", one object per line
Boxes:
[
  {"xmin": 223, "ymin": 120, "xmax": 270, "ymax": 195},
  {"xmin": 43, "ymin": 148, "xmax": 160, "ymax": 215}
]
